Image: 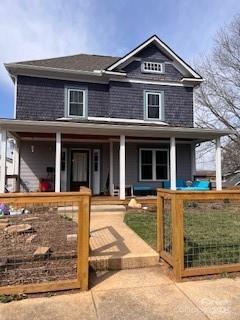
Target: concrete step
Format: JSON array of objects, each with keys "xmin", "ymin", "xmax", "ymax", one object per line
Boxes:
[
  {"xmin": 91, "ymin": 205, "xmax": 126, "ymax": 213},
  {"xmin": 89, "ymin": 252, "xmax": 159, "ymax": 271},
  {"xmin": 90, "ymin": 213, "xmax": 159, "ymax": 271}
]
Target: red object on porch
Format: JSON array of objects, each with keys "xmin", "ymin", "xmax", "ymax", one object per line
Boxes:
[{"xmin": 39, "ymin": 179, "xmax": 52, "ymax": 192}]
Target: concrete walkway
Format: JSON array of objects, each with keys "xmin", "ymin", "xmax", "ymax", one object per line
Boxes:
[
  {"xmin": 89, "ymin": 210, "xmax": 159, "ymax": 270},
  {"xmin": 1, "ymin": 267, "xmax": 240, "ymax": 320}
]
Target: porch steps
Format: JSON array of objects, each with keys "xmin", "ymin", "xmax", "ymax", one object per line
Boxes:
[
  {"xmin": 91, "ymin": 204, "xmax": 126, "ymax": 215},
  {"xmin": 89, "ymin": 212, "xmax": 159, "ymax": 271}
]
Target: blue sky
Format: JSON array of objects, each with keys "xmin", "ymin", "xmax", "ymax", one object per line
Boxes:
[{"xmin": 0, "ymin": 0, "xmax": 240, "ymax": 118}]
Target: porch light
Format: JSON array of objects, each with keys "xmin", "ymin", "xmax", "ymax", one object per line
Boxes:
[{"xmin": 31, "ymin": 145, "xmax": 34, "ymax": 153}]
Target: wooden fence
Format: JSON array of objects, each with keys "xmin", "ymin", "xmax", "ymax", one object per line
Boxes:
[
  {"xmin": 157, "ymin": 189, "xmax": 240, "ymax": 281},
  {"xmin": 0, "ymin": 187, "xmax": 91, "ymax": 294}
]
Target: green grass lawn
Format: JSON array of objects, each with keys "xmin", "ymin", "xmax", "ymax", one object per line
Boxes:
[
  {"xmin": 125, "ymin": 203, "xmax": 240, "ymax": 268},
  {"xmin": 124, "ymin": 212, "xmax": 157, "ymax": 250}
]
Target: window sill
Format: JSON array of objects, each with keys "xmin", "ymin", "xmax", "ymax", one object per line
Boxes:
[{"xmin": 61, "ymin": 116, "xmax": 88, "ymax": 120}]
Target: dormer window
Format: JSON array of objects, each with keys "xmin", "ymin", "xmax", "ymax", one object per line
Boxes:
[{"xmin": 141, "ymin": 61, "xmax": 164, "ymax": 74}]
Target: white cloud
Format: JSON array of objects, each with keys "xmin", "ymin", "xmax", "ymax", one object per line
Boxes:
[{"xmin": 0, "ymin": 0, "xmax": 101, "ymax": 86}]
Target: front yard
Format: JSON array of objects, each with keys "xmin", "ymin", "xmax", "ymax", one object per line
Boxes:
[
  {"xmin": 124, "ymin": 201, "xmax": 240, "ymax": 268},
  {"xmin": 0, "ymin": 205, "xmax": 77, "ymax": 286},
  {"xmin": 124, "ymin": 210, "xmax": 157, "ymax": 250}
]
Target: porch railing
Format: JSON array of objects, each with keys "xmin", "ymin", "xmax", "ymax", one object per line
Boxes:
[
  {"xmin": 0, "ymin": 187, "xmax": 91, "ymax": 294},
  {"xmin": 157, "ymin": 189, "xmax": 240, "ymax": 280}
]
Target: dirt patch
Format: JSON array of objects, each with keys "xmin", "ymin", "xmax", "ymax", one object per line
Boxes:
[{"xmin": 0, "ymin": 207, "xmax": 78, "ymax": 286}]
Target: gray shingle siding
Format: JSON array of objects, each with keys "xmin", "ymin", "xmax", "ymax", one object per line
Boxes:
[
  {"xmin": 109, "ymin": 81, "xmax": 193, "ymax": 126},
  {"xmin": 123, "ymin": 43, "xmax": 183, "ymax": 81},
  {"xmin": 124, "ymin": 61, "xmax": 182, "ymax": 81},
  {"xmin": 16, "ymin": 76, "xmax": 109, "ymax": 120},
  {"xmin": 136, "ymin": 43, "xmax": 172, "ymax": 61},
  {"xmin": 16, "ymin": 76, "xmax": 65, "ymax": 120},
  {"xmin": 16, "ymin": 75, "xmax": 193, "ymax": 126}
]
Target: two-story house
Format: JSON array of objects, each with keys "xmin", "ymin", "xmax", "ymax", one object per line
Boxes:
[{"xmin": 0, "ymin": 35, "xmax": 229, "ymax": 199}]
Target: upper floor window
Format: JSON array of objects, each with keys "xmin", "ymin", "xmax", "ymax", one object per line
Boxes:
[
  {"xmin": 141, "ymin": 61, "xmax": 164, "ymax": 74},
  {"xmin": 144, "ymin": 91, "xmax": 164, "ymax": 120},
  {"xmin": 66, "ymin": 88, "xmax": 87, "ymax": 118}
]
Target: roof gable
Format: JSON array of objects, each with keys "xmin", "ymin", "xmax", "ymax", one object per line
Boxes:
[
  {"xmin": 106, "ymin": 35, "xmax": 202, "ymax": 79},
  {"xmin": 135, "ymin": 43, "xmax": 172, "ymax": 61}
]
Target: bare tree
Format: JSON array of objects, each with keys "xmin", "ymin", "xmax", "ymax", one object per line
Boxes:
[{"xmin": 195, "ymin": 15, "xmax": 240, "ymax": 173}]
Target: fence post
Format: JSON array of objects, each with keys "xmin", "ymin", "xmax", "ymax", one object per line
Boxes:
[
  {"xmin": 157, "ymin": 190, "xmax": 164, "ymax": 254},
  {"xmin": 77, "ymin": 193, "xmax": 90, "ymax": 291},
  {"xmin": 171, "ymin": 193, "xmax": 184, "ymax": 281}
]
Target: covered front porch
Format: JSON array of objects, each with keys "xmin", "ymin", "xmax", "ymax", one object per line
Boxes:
[{"xmin": 0, "ymin": 119, "xmax": 229, "ymax": 199}]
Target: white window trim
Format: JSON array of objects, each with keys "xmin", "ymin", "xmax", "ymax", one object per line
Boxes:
[
  {"xmin": 144, "ymin": 91, "xmax": 164, "ymax": 121},
  {"xmin": 67, "ymin": 88, "xmax": 87, "ymax": 118},
  {"xmin": 139, "ymin": 148, "xmax": 169, "ymax": 182},
  {"xmin": 141, "ymin": 61, "xmax": 165, "ymax": 74}
]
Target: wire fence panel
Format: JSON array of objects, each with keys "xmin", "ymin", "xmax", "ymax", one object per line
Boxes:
[
  {"xmin": 184, "ymin": 199, "xmax": 240, "ymax": 268},
  {"xmin": 0, "ymin": 201, "xmax": 79, "ymax": 286},
  {"xmin": 0, "ymin": 190, "xmax": 91, "ymax": 293},
  {"xmin": 163, "ymin": 198, "xmax": 172, "ymax": 256}
]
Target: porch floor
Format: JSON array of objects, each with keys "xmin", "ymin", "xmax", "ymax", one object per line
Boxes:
[
  {"xmin": 91, "ymin": 195, "xmax": 157, "ymax": 205},
  {"xmin": 89, "ymin": 207, "xmax": 159, "ymax": 271}
]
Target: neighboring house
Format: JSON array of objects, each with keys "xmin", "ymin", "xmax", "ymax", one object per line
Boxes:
[
  {"xmin": 194, "ymin": 170, "xmax": 216, "ymax": 182},
  {"xmin": 0, "ymin": 35, "xmax": 230, "ymax": 198},
  {"xmin": 223, "ymin": 171, "xmax": 240, "ymax": 188},
  {"xmin": 0, "ymin": 156, "xmax": 13, "ymax": 190}
]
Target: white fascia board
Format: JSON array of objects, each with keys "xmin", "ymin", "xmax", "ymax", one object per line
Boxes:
[
  {"xmin": 107, "ymin": 35, "xmax": 202, "ymax": 79},
  {"xmin": 107, "ymin": 37, "xmax": 157, "ymax": 71},
  {"xmin": 13, "ymin": 75, "xmax": 17, "ymax": 119},
  {"xmin": 5, "ymin": 63, "xmax": 103, "ymax": 77},
  {"xmin": 101, "ymin": 70, "xmax": 127, "ymax": 76},
  {"xmin": 109, "ymin": 77, "xmax": 194, "ymax": 87},
  {"xmin": 181, "ymin": 78, "xmax": 205, "ymax": 85},
  {"xmin": 0, "ymin": 119, "xmax": 231, "ymax": 139},
  {"xmin": 5, "ymin": 64, "xmax": 127, "ymax": 83}
]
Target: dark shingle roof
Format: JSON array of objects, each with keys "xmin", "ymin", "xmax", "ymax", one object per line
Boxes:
[{"xmin": 16, "ymin": 54, "xmax": 120, "ymax": 72}]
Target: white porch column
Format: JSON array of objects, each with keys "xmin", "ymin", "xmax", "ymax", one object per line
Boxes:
[
  {"xmin": 109, "ymin": 140, "xmax": 114, "ymax": 196},
  {"xmin": 170, "ymin": 136, "xmax": 176, "ymax": 190},
  {"xmin": 13, "ymin": 139, "xmax": 20, "ymax": 192},
  {"xmin": 55, "ymin": 131, "xmax": 61, "ymax": 192},
  {"xmin": 191, "ymin": 142, "xmax": 196, "ymax": 180},
  {"xmin": 216, "ymin": 137, "xmax": 222, "ymax": 191},
  {"xmin": 0, "ymin": 129, "xmax": 7, "ymax": 193},
  {"xmin": 119, "ymin": 135, "xmax": 125, "ymax": 200}
]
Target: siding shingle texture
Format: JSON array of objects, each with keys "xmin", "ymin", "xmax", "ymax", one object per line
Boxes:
[
  {"xmin": 17, "ymin": 76, "xmax": 193, "ymax": 127},
  {"xmin": 123, "ymin": 44, "xmax": 183, "ymax": 81}
]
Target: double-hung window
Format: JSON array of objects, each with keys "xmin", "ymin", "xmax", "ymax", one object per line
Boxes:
[
  {"xmin": 67, "ymin": 88, "xmax": 87, "ymax": 118},
  {"xmin": 139, "ymin": 148, "xmax": 169, "ymax": 181},
  {"xmin": 145, "ymin": 91, "xmax": 163, "ymax": 120}
]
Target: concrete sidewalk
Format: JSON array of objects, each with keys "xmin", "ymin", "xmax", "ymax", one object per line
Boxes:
[{"xmin": 1, "ymin": 267, "xmax": 240, "ymax": 320}]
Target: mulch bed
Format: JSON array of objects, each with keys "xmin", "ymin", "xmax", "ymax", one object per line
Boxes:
[{"xmin": 0, "ymin": 207, "xmax": 78, "ymax": 286}]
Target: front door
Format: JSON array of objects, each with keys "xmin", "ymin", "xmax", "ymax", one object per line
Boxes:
[{"xmin": 70, "ymin": 150, "xmax": 89, "ymax": 191}]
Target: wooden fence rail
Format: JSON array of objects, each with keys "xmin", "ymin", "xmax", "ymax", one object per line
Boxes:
[
  {"xmin": 0, "ymin": 187, "xmax": 91, "ymax": 294},
  {"xmin": 157, "ymin": 188, "xmax": 240, "ymax": 281}
]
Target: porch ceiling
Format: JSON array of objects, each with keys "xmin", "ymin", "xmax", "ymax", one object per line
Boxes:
[{"xmin": 0, "ymin": 118, "xmax": 232, "ymax": 142}]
